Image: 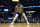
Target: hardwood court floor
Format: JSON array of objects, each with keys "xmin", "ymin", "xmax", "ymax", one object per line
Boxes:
[{"xmin": 0, "ymin": 23, "xmax": 40, "ymax": 27}]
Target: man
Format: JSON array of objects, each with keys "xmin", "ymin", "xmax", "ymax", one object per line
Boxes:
[{"xmin": 11, "ymin": 3, "xmax": 29, "ymax": 24}]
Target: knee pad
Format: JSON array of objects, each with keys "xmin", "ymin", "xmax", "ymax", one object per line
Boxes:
[
  {"xmin": 23, "ymin": 13, "xmax": 25, "ymax": 16},
  {"xmin": 15, "ymin": 14, "xmax": 18, "ymax": 17}
]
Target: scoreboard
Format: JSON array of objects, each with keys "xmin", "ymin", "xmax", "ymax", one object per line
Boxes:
[{"xmin": 12, "ymin": 0, "xmax": 19, "ymax": 2}]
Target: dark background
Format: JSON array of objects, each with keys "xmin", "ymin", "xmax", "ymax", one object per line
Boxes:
[{"xmin": 0, "ymin": 0, "xmax": 40, "ymax": 23}]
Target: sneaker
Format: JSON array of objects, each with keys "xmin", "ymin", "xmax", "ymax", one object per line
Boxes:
[
  {"xmin": 11, "ymin": 22, "xmax": 14, "ymax": 25},
  {"xmin": 27, "ymin": 23, "xmax": 29, "ymax": 24}
]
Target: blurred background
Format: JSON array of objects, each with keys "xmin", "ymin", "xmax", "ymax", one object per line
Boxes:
[{"xmin": 0, "ymin": 0, "xmax": 40, "ymax": 24}]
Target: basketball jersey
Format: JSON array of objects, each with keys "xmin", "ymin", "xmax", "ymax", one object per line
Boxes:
[{"xmin": 15, "ymin": 5, "xmax": 22, "ymax": 13}]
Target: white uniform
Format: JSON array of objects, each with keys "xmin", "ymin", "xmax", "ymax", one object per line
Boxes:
[{"xmin": 15, "ymin": 5, "xmax": 22, "ymax": 13}]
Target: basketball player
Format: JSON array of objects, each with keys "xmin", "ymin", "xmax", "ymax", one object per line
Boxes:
[{"xmin": 11, "ymin": 3, "xmax": 29, "ymax": 24}]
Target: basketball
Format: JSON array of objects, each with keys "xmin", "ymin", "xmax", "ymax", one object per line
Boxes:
[{"xmin": 21, "ymin": 18, "xmax": 24, "ymax": 22}]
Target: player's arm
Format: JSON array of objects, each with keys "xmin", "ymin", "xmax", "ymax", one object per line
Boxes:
[
  {"xmin": 12, "ymin": 7, "xmax": 17, "ymax": 18},
  {"xmin": 21, "ymin": 5, "xmax": 23, "ymax": 18},
  {"xmin": 14, "ymin": 7, "xmax": 17, "ymax": 16}
]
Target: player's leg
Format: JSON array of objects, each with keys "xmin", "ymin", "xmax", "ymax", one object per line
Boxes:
[
  {"xmin": 11, "ymin": 14, "xmax": 18, "ymax": 24},
  {"xmin": 23, "ymin": 12, "xmax": 29, "ymax": 24}
]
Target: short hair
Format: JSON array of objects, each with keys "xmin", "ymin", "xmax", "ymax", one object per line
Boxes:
[{"xmin": 17, "ymin": 2, "xmax": 21, "ymax": 4}]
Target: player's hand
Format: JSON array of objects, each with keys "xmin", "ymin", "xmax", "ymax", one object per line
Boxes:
[
  {"xmin": 21, "ymin": 17, "xmax": 23, "ymax": 19},
  {"xmin": 12, "ymin": 16, "xmax": 14, "ymax": 18}
]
